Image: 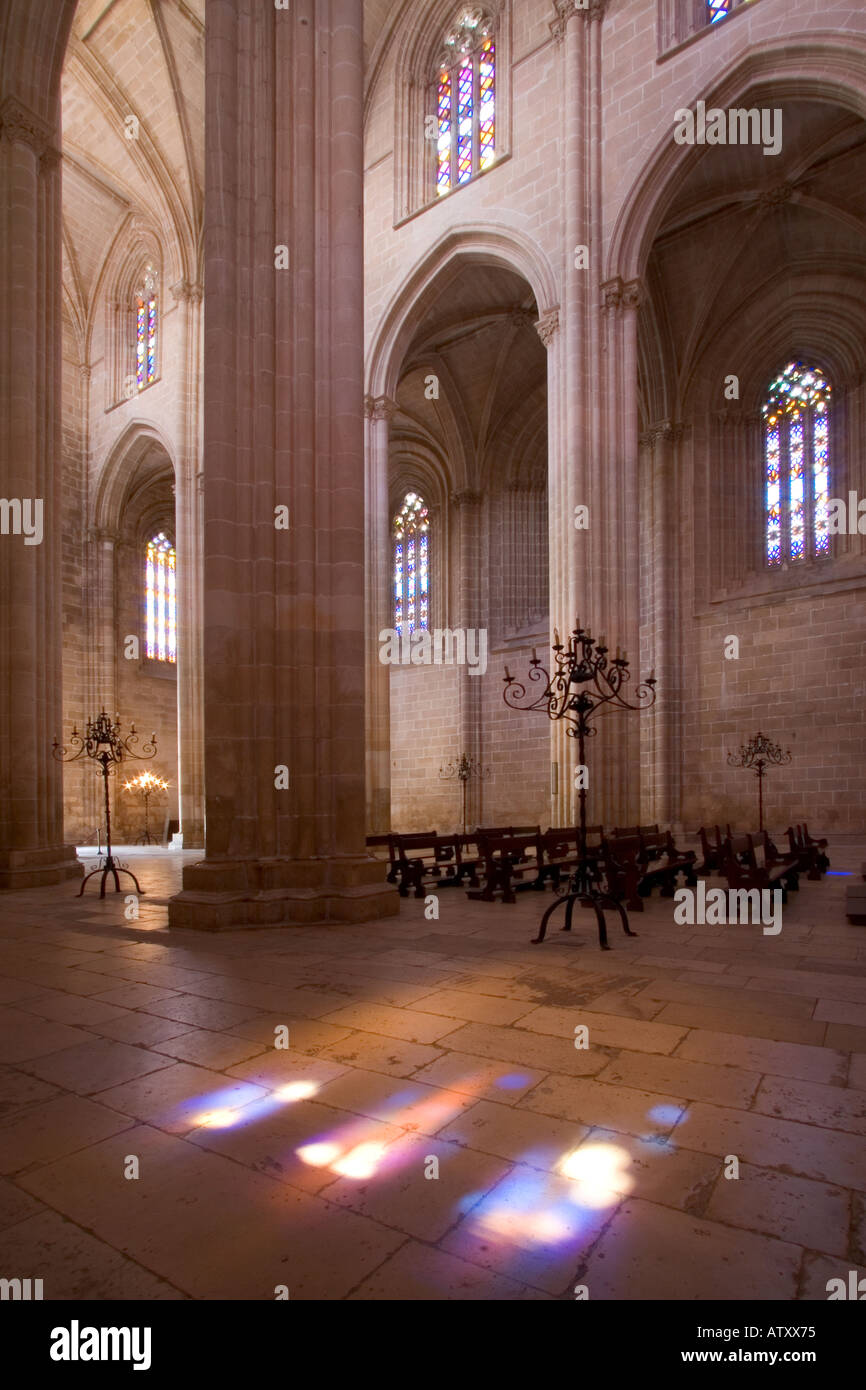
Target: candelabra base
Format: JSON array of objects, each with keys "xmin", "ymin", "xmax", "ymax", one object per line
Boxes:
[
  {"xmin": 532, "ymin": 862, "xmax": 637, "ymax": 950},
  {"xmin": 78, "ymin": 855, "xmax": 143, "ymax": 900}
]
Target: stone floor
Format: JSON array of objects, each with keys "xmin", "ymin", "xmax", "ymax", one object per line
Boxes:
[{"xmin": 1, "ymin": 843, "xmax": 864, "ymax": 1301}]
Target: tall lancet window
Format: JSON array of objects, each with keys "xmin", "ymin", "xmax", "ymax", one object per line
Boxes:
[
  {"xmin": 135, "ymin": 269, "xmax": 158, "ymax": 390},
  {"xmin": 434, "ymin": 10, "xmax": 496, "ymax": 196},
  {"xmin": 393, "ymin": 492, "xmax": 429, "ymax": 636},
  {"xmin": 145, "ymin": 532, "xmax": 176, "ymax": 663},
  {"xmin": 762, "ymin": 361, "xmax": 832, "ymax": 567}
]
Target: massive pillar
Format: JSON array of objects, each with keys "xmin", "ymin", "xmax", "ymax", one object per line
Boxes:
[
  {"xmin": 172, "ymin": 279, "xmax": 205, "ymax": 848},
  {"xmin": 364, "ymin": 394, "xmax": 396, "ymax": 834},
  {"xmin": 452, "ymin": 489, "xmax": 484, "ymax": 830},
  {"xmin": 548, "ymin": 1, "xmax": 591, "ymax": 827},
  {"xmin": 169, "ymin": 0, "xmax": 396, "ymax": 929},
  {"xmin": 0, "ymin": 0, "xmax": 81, "ymax": 888}
]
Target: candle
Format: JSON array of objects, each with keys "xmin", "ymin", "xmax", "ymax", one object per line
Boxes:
[
  {"xmin": 598, "ymin": 634, "xmax": 606, "ymax": 649},
  {"xmin": 554, "ymin": 628, "xmax": 561, "ymax": 647},
  {"xmin": 504, "ymin": 665, "xmax": 512, "ymax": 681},
  {"xmin": 649, "ymin": 668, "xmax": 656, "ymax": 682},
  {"xmin": 532, "ymin": 648, "xmax": 538, "ymax": 663}
]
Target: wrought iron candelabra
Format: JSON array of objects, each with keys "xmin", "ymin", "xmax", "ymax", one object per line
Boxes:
[
  {"xmin": 53, "ymin": 711, "xmax": 157, "ymax": 898},
  {"xmin": 438, "ymin": 752, "xmax": 490, "ymax": 834},
  {"xmin": 123, "ymin": 770, "xmax": 170, "ymax": 845},
  {"xmin": 503, "ymin": 623, "xmax": 657, "ymax": 946},
  {"xmin": 727, "ymin": 731, "xmax": 791, "ymax": 832}
]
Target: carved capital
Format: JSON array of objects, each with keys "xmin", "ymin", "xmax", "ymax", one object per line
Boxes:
[
  {"xmin": 550, "ymin": 0, "xmax": 604, "ymax": 42},
  {"xmin": 602, "ymin": 276, "xmax": 642, "ymax": 314},
  {"xmin": 641, "ymin": 419, "xmax": 683, "ymax": 447},
  {"xmin": 79, "ymin": 365, "xmax": 92, "ymax": 383},
  {"xmin": 535, "ymin": 308, "xmax": 560, "ymax": 348},
  {"xmin": 601, "ymin": 276, "xmax": 623, "ymax": 312},
  {"xmin": 170, "ymin": 279, "xmax": 203, "ymax": 304},
  {"xmin": 365, "ymin": 394, "xmax": 398, "ymax": 422},
  {"xmin": 451, "ymin": 489, "xmax": 483, "ymax": 508},
  {"xmin": 0, "ymin": 98, "xmax": 53, "ymax": 157},
  {"xmin": 622, "ymin": 278, "xmax": 642, "ymax": 312}
]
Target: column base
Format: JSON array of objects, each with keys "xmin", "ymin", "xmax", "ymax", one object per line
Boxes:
[
  {"xmin": 168, "ymin": 854, "xmax": 399, "ymax": 931},
  {"xmin": 0, "ymin": 844, "xmax": 84, "ymax": 890}
]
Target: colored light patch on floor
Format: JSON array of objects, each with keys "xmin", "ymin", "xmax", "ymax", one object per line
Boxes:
[
  {"xmin": 191, "ymin": 1078, "xmax": 320, "ymax": 1129},
  {"xmin": 186, "ymin": 1082, "xmax": 273, "ymax": 1130},
  {"xmin": 495, "ymin": 1073, "xmax": 534, "ymax": 1091},
  {"xmin": 459, "ymin": 1166, "xmax": 617, "ymax": 1248},
  {"xmin": 558, "ymin": 1141, "xmax": 635, "ymax": 1208}
]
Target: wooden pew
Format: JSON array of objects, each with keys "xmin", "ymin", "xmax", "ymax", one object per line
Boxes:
[
  {"xmin": 721, "ymin": 833, "xmax": 795, "ymax": 902},
  {"xmin": 800, "ymin": 823, "xmax": 830, "ymax": 874},
  {"xmin": 537, "ymin": 827, "xmax": 582, "ymax": 892},
  {"xmin": 697, "ymin": 825, "xmax": 724, "ymax": 875},
  {"xmin": 365, "ymin": 833, "xmax": 399, "ymax": 884},
  {"xmin": 604, "ymin": 829, "xmax": 697, "ymax": 910},
  {"xmin": 391, "ymin": 832, "xmax": 468, "ymax": 899},
  {"xmin": 467, "ymin": 831, "xmax": 543, "ymax": 904},
  {"xmin": 785, "ymin": 825, "xmax": 828, "ymax": 880}
]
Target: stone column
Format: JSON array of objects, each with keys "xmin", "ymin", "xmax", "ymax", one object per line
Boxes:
[
  {"xmin": 169, "ymin": 0, "xmax": 396, "ymax": 929},
  {"xmin": 171, "ymin": 278, "xmax": 205, "ymax": 847},
  {"xmin": 364, "ymin": 394, "xmax": 396, "ymax": 834},
  {"xmin": 451, "ymin": 489, "xmax": 484, "ymax": 829},
  {"xmin": 0, "ymin": 97, "xmax": 80, "ymax": 887},
  {"xmin": 536, "ymin": 308, "xmax": 569, "ymax": 825},
  {"xmin": 641, "ymin": 421, "xmax": 682, "ymax": 827},
  {"xmin": 83, "ymin": 527, "xmax": 120, "ymax": 833},
  {"xmin": 593, "ymin": 274, "xmax": 645, "ymax": 827},
  {"xmin": 548, "ymin": 1, "xmax": 592, "ymax": 828}
]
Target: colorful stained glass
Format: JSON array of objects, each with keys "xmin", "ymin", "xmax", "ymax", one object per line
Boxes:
[
  {"xmin": 478, "ymin": 40, "xmax": 495, "ymax": 168},
  {"xmin": 432, "ymin": 13, "xmax": 495, "ymax": 196},
  {"xmin": 145, "ymin": 533, "xmax": 176, "ymax": 663},
  {"xmin": 765, "ymin": 426, "xmax": 781, "ymax": 566},
  {"xmin": 708, "ymin": 0, "xmax": 731, "ymax": 22},
  {"xmin": 393, "ymin": 492, "xmax": 429, "ymax": 636},
  {"xmin": 437, "ymin": 71, "xmax": 452, "ymax": 194},
  {"xmin": 394, "ymin": 541, "xmax": 403, "ymax": 631},
  {"xmin": 419, "ymin": 532, "xmax": 429, "ymax": 629},
  {"xmin": 813, "ymin": 405, "xmax": 830, "ymax": 555},
  {"xmin": 136, "ymin": 292, "xmax": 157, "ymax": 389},
  {"xmin": 456, "ymin": 62, "xmax": 473, "ymax": 184},
  {"xmin": 788, "ymin": 413, "xmax": 805, "ymax": 559},
  {"xmin": 762, "ymin": 361, "xmax": 832, "ymax": 566}
]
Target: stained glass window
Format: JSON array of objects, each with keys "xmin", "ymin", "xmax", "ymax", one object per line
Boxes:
[
  {"xmin": 707, "ymin": 0, "xmax": 731, "ymax": 23},
  {"xmin": 135, "ymin": 271, "xmax": 157, "ymax": 390},
  {"xmin": 762, "ymin": 362, "xmax": 832, "ymax": 567},
  {"xmin": 434, "ymin": 12, "xmax": 495, "ymax": 197},
  {"xmin": 145, "ymin": 533, "xmax": 176, "ymax": 663},
  {"xmin": 393, "ymin": 493, "xmax": 429, "ymax": 636}
]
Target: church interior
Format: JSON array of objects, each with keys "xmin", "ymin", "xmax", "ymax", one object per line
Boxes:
[{"xmin": 0, "ymin": 0, "xmax": 864, "ymax": 1308}]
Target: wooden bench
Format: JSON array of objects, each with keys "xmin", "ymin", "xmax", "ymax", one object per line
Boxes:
[
  {"xmin": 475, "ymin": 825, "xmax": 541, "ymax": 838},
  {"xmin": 786, "ymin": 824, "xmax": 829, "ymax": 878},
  {"xmin": 365, "ymin": 833, "xmax": 399, "ymax": 884},
  {"xmin": 697, "ymin": 825, "xmax": 724, "ymax": 875},
  {"xmin": 721, "ymin": 833, "xmax": 795, "ymax": 902},
  {"xmin": 537, "ymin": 828, "xmax": 583, "ymax": 892},
  {"xmin": 603, "ymin": 829, "xmax": 697, "ymax": 910},
  {"xmin": 467, "ymin": 831, "xmax": 544, "ymax": 904},
  {"xmin": 392, "ymin": 832, "xmax": 476, "ymax": 899}
]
